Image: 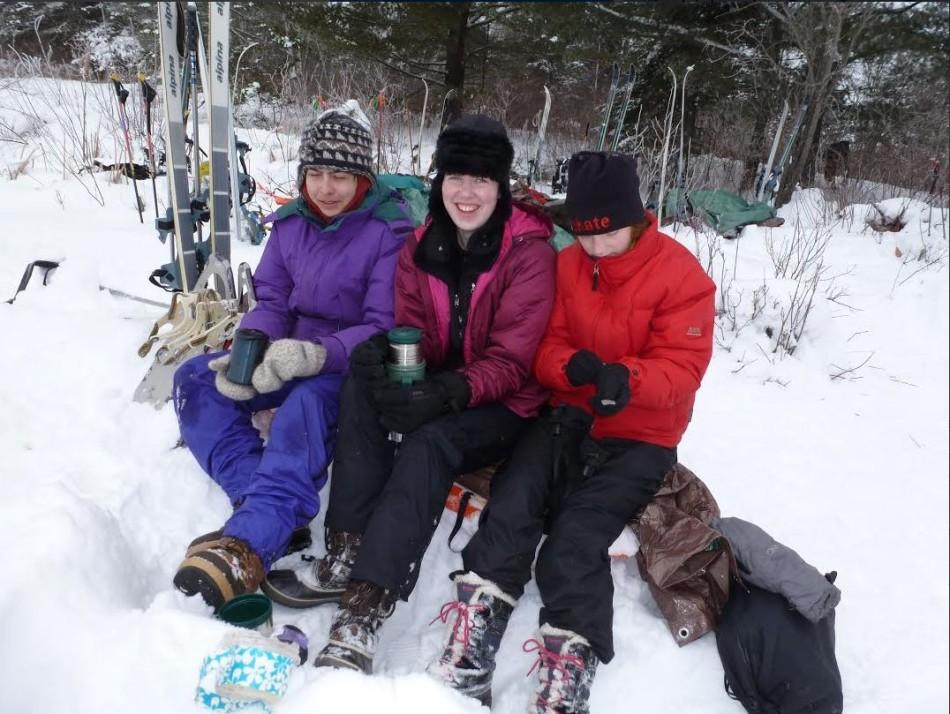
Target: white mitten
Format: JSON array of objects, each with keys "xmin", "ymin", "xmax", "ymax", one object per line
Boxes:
[
  {"xmin": 251, "ymin": 339, "xmax": 327, "ymax": 394},
  {"xmin": 208, "ymin": 355, "xmax": 257, "ymax": 401}
]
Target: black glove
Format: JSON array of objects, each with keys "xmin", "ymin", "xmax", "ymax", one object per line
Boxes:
[
  {"xmin": 565, "ymin": 349, "xmax": 604, "ymax": 387},
  {"xmin": 373, "ymin": 371, "xmax": 470, "ymax": 434},
  {"xmin": 349, "ymin": 333, "xmax": 390, "ymax": 387},
  {"xmin": 589, "ymin": 362, "xmax": 631, "ymax": 416}
]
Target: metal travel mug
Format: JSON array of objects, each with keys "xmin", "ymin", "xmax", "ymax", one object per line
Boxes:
[
  {"xmin": 227, "ymin": 328, "xmax": 270, "ymax": 385},
  {"xmin": 386, "ymin": 326, "xmax": 426, "ymax": 385}
]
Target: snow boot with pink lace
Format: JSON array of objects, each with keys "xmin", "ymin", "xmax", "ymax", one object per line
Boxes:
[
  {"xmin": 525, "ymin": 624, "xmax": 599, "ymax": 714},
  {"xmin": 427, "ymin": 572, "xmax": 516, "ymax": 706}
]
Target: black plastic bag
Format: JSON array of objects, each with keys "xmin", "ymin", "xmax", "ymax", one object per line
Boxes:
[{"xmin": 716, "ymin": 576, "xmax": 843, "ymax": 713}]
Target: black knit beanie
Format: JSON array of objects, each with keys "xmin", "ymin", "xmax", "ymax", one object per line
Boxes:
[{"xmin": 565, "ymin": 151, "xmax": 644, "ymax": 236}]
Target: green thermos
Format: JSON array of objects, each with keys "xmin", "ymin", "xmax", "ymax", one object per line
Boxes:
[{"xmin": 386, "ymin": 327, "xmax": 425, "ymax": 443}]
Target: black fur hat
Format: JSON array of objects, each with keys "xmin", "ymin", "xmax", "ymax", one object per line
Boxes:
[{"xmin": 433, "ymin": 114, "xmax": 514, "ymax": 184}]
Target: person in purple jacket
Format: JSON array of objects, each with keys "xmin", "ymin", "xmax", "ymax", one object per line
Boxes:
[{"xmin": 170, "ymin": 101, "xmax": 415, "ymax": 611}]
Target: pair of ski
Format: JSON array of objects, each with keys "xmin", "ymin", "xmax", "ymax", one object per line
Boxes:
[
  {"xmin": 134, "ymin": 2, "xmax": 251, "ymax": 406},
  {"xmin": 657, "ymin": 65, "xmax": 694, "ymax": 225},
  {"xmin": 756, "ymin": 99, "xmax": 810, "ymax": 205},
  {"xmin": 528, "ymin": 86, "xmax": 552, "ymax": 187},
  {"xmin": 597, "ymin": 64, "xmax": 637, "ymax": 153},
  {"xmin": 547, "ymin": 64, "xmax": 634, "ymax": 194},
  {"xmin": 156, "ymin": 0, "xmax": 236, "ymax": 294}
]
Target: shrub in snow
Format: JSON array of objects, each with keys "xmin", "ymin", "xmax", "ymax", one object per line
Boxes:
[{"xmin": 72, "ymin": 25, "xmax": 144, "ymax": 76}]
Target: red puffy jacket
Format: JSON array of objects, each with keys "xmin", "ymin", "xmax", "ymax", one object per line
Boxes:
[
  {"xmin": 533, "ymin": 213, "xmax": 715, "ymax": 447},
  {"xmin": 395, "ymin": 203, "xmax": 556, "ymax": 417}
]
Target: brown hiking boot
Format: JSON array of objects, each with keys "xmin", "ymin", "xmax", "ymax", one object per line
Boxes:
[
  {"xmin": 262, "ymin": 530, "xmax": 361, "ymax": 608},
  {"xmin": 312, "ymin": 579, "xmax": 395, "ymax": 674},
  {"xmin": 173, "ymin": 536, "xmax": 265, "ymax": 612}
]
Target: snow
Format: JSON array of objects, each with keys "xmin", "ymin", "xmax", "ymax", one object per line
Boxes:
[{"xmin": 1, "ymin": 77, "xmax": 948, "ymax": 714}]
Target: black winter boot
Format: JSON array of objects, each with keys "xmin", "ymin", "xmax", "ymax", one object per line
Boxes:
[
  {"xmin": 313, "ymin": 579, "xmax": 395, "ymax": 674},
  {"xmin": 262, "ymin": 529, "xmax": 361, "ymax": 608},
  {"xmin": 427, "ymin": 572, "xmax": 516, "ymax": 706},
  {"xmin": 526, "ymin": 624, "xmax": 599, "ymax": 714}
]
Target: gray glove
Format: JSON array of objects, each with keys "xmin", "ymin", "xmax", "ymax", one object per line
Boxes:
[
  {"xmin": 208, "ymin": 355, "xmax": 257, "ymax": 401},
  {"xmin": 251, "ymin": 339, "xmax": 327, "ymax": 394}
]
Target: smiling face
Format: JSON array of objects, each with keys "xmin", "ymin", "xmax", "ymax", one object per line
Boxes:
[
  {"xmin": 576, "ymin": 225, "xmax": 635, "ymax": 258},
  {"xmin": 441, "ymin": 173, "xmax": 500, "ymax": 241},
  {"xmin": 304, "ymin": 168, "xmax": 359, "ymax": 217}
]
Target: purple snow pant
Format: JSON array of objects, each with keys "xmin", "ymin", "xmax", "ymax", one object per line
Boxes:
[{"xmin": 173, "ymin": 352, "xmax": 344, "ymax": 568}]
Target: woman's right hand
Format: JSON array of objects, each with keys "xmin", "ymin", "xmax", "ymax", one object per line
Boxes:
[{"xmin": 208, "ymin": 355, "xmax": 257, "ymax": 401}]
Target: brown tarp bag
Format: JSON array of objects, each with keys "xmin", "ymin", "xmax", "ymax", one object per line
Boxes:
[{"xmin": 631, "ymin": 463, "xmax": 736, "ymax": 646}]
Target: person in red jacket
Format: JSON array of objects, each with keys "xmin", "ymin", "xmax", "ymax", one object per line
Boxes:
[
  {"xmin": 261, "ymin": 114, "xmax": 557, "ymax": 675},
  {"xmin": 428, "ymin": 151, "xmax": 716, "ymax": 711}
]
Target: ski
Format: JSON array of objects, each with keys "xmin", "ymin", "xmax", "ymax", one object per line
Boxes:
[
  {"xmin": 156, "ymin": 0, "xmax": 199, "ymax": 293},
  {"xmin": 763, "ymin": 100, "xmax": 809, "ymax": 204},
  {"xmin": 529, "ymin": 86, "xmax": 552, "ymax": 186},
  {"xmin": 609, "ymin": 65, "xmax": 636, "ymax": 153},
  {"xmin": 757, "ymin": 99, "xmax": 790, "ymax": 202},
  {"xmin": 656, "ymin": 67, "xmax": 677, "ymax": 222},
  {"xmin": 412, "ymin": 77, "xmax": 429, "ymax": 176},
  {"xmin": 672, "ymin": 65, "xmax": 695, "ymax": 224},
  {"xmin": 596, "ymin": 63, "xmax": 620, "ymax": 151},
  {"xmin": 207, "ymin": 1, "xmax": 232, "ymax": 264}
]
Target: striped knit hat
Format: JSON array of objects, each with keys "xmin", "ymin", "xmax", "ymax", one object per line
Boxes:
[{"xmin": 297, "ymin": 100, "xmax": 374, "ymax": 186}]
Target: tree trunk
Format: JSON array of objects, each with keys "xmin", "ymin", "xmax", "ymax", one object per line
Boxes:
[
  {"xmin": 775, "ymin": 6, "xmax": 842, "ymax": 207},
  {"xmin": 443, "ymin": 3, "xmax": 471, "ymax": 127},
  {"xmin": 802, "ymin": 109, "xmax": 824, "ymax": 184}
]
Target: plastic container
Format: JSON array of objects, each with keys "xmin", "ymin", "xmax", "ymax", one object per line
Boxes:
[{"xmin": 216, "ymin": 593, "xmax": 273, "ymax": 635}]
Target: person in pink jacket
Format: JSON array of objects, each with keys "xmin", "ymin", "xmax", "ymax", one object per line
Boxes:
[{"xmin": 262, "ymin": 115, "xmax": 557, "ymax": 676}]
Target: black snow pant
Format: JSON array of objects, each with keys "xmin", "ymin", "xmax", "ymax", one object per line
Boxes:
[
  {"xmin": 326, "ymin": 376, "xmax": 529, "ymax": 600},
  {"xmin": 462, "ymin": 405, "xmax": 677, "ymax": 663}
]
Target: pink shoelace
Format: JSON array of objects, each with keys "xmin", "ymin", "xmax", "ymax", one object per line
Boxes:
[
  {"xmin": 430, "ymin": 600, "xmax": 488, "ymax": 655},
  {"xmin": 523, "ymin": 638, "xmax": 585, "ymax": 710}
]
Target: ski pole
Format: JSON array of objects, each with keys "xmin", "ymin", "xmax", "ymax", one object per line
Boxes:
[
  {"xmin": 111, "ymin": 72, "xmax": 145, "ymax": 223},
  {"xmin": 139, "ymin": 73, "xmax": 160, "ymax": 220}
]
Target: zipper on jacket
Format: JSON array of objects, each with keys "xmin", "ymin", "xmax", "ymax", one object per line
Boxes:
[{"xmin": 592, "ymin": 262, "xmax": 600, "ymax": 291}]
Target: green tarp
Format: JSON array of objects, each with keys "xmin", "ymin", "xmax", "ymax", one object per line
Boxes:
[{"xmin": 664, "ymin": 189, "xmax": 777, "ymax": 235}]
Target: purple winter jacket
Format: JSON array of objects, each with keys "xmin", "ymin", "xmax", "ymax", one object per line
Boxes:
[{"xmin": 239, "ymin": 184, "xmax": 415, "ymax": 374}]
